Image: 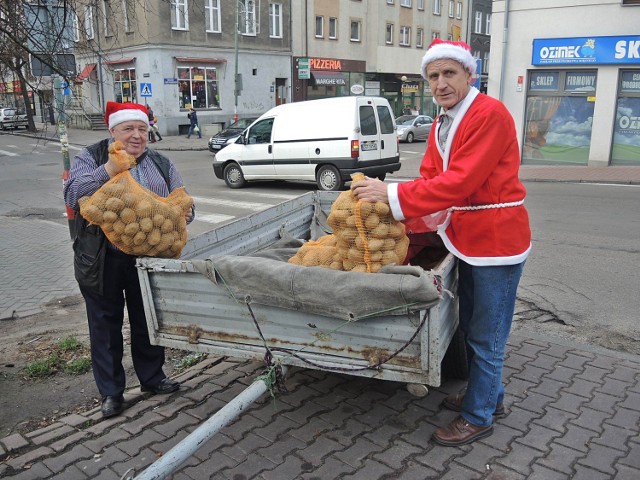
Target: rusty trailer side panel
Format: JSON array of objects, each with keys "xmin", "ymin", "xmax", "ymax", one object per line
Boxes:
[{"xmin": 138, "ymin": 191, "xmax": 458, "ymax": 387}]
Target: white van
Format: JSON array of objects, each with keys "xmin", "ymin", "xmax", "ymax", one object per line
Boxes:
[{"xmin": 212, "ymin": 96, "xmax": 401, "ymax": 191}]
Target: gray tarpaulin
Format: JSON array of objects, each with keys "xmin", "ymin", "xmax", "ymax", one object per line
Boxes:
[{"xmin": 191, "ymin": 238, "xmax": 442, "ymax": 321}]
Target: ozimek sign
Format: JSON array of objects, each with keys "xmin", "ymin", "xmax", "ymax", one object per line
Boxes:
[{"xmin": 532, "ymin": 36, "xmax": 640, "ymax": 66}]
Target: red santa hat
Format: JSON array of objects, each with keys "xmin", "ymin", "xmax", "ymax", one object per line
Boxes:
[
  {"xmin": 421, "ymin": 39, "xmax": 477, "ymax": 79},
  {"xmin": 105, "ymin": 101, "xmax": 149, "ymax": 129}
]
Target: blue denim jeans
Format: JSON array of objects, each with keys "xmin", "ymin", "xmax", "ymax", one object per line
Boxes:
[
  {"xmin": 187, "ymin": 124, "xmax": 201, "ymax": 138},
  {"xmin": 457, "ymin": 259, "xmax": 525, "ymax": 427}
]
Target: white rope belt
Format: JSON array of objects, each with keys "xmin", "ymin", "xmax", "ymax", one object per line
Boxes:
[{"xmin": 450, "ymin": 199, "xmax": 525, "ymax": 211}]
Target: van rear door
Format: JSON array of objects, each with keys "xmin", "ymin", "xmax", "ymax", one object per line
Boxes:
[
  {"xmin": 357, "ymin": 102, "xmax": 381, "ymax": 163},
  {"xmin": 374, "ymin": 100, "xmax": 398, "ymax": 161}
]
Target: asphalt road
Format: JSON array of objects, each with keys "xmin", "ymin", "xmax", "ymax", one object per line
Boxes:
[{"xmin": 1, "ymin": 135, "xmax": 639, "ymax": 353}]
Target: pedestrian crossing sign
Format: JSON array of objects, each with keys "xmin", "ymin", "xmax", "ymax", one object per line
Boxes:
[{"xmin": 140, "ymin": 83, "xmax": 152, "ymax": 97}]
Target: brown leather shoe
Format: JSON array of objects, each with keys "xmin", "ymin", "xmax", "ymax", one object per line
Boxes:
[
  {"xmin": 432, "ymin": 416, "xmax": 493, "ymax": 446},
  {"xmin": 442, "ymin": 393, "xmax": 506, "ymax": 418}
]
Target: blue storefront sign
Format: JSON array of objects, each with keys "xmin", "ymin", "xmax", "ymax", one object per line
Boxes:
[{"xmin": 532, "ymin": 35, "xmax": 640, "ymax": 66}]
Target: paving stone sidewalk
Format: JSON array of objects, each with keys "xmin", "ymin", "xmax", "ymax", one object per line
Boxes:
[{"xmin": 1, "ymin": 332, "xmax": 639, "ymax": 479}]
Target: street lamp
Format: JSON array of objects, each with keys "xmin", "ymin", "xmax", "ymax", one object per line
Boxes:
[{"xmin": 400, "ymin": 76, "xmax": 408, "ymax": 114}]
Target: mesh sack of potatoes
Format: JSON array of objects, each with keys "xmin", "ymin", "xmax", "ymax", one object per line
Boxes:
[
  {"xmin": 287, "ymin": 234, "xmax": 343, "ymax": 270},
  {"xmin": 289, "ymin": 173, "xmax": 410, "ymax": 273},
  {"xmin": 78, "ymin": 142, "xmax": 193, "ymax": 258}
]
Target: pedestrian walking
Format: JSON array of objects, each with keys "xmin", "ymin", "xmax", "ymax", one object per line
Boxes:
[
  {"xmin": 63, "ymin": 101, "xmax": 195, "ymax": 419},
  {"xmin": 186, "ymin": 107, "xmax": 202, "ymax": 139},
  {"xmin": 146, "ymin": 105, "xmax": 162, "ymax": 142},
  {"xmin": 351, "ymin": 39, "xmax": 531, "ymax": 447}
]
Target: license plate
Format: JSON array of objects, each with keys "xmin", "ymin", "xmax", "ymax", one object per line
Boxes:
[
  {"xmin": 361, "ymin": 141, "xmax": 378, "ymax": 151},
  {"xmin": 212, "ymin": 144, "xmax": 222, "ymax": 149}
]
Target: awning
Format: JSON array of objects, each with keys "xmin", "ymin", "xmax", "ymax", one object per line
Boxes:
[
  {"xmin": 76, "ymin": 63, "xmax": 96, "ymax": 82},
  {"xmin": 104, "ymin": 57, "xmax": 135, "ymax": 65},
  {"xmin": 311, "ymin": 70, "xmax": 347, "ymax": 86},
  {"xmin": 175, "ymin": 57, "xmax": 227, "ymax": 64}
]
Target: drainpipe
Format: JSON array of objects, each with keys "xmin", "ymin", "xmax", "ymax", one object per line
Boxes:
[{"xmin": 498, "ymin": 0, "xmax": 510, "ymax": 101}]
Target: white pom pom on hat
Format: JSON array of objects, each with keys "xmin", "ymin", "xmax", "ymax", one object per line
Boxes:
[
  {"xmin": 421, "ymin": 39, "xmax": 477, "ymax": 79},
  {"xmin": 105, "ymin": 101, "xmax": 150, "ymax": 129}
]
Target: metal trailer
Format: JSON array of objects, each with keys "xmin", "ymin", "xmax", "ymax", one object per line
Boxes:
[{"xmin": 137, "ymin": 191, "xmax": 465, "ymax": 395}]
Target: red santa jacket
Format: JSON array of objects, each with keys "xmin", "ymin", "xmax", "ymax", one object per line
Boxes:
[{"xmin": 388, "ymin": 90, "xmax": 531, "ymax": 266}]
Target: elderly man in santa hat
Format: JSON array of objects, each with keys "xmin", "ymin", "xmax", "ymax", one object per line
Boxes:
[
  {"xmin": 352, "ymin": 39, "xmax": 532, "ymax": 446},
  {"xmin": 64, "ymin": 101, "xmax": 195, "ymax": 418}
]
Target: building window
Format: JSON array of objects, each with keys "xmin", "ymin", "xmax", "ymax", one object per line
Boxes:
[
  {"xmin": 474, "ymin": 11, "xmax": 482, "ymax": 34},
  {"xmin": 386, "ymin": 23, "xmax": 393, "ymax": 44},
  {"xmin": 400, "ymin": 26, "xmax": 410, "ymax": 46},
  {"xmin": 432, "ymin": 31, "xmax": 440, "ymax": 40},
  {"xmin": 433, "ymin": 0, "xmax": 441, "ymax": 15},
  {"xmin": 416, "ymin": 27, "xmax": 423, "ymax": 48},
  {"xmin": 72, "ymin": 13, "xmax": 80, "ymax": 42},
  {"xmin": 622, "ymin": 0, "xmax": 640, "ymax": 4},
  {"xmin": 240, "ymin": 0, "xmax": 257, "ymax": 36},
  {"xmin": 205, "ymin": 0, "xmax": 221, "ymax": 33},
  {"xmin": 401, "ymin": 0, "xmax": 411, "ymax": 7},
  {"xmin": 269, "ymin": 3, "xmax": 282, "ymax": 38},
  {"xmin": 84, "ymin": 5, "xmax": 94, "ymax": 40},
  {"xmin": 113, "ymin": 68, "xmax": 136, "ymax": 103},
  {"xmin": 456, "ymin": 1, "xmax": 462, "ymax": 19},
  {"xmin": 121, "ymin": 0, "xmax": 131, "ymax": 33},
  {"xmin": 329, "ymin": 17, "xmax": 337, "ymax": 39},
  {"xmin": 101, "ymin": 1, "xmax": 111, "ymax": 36},
  {"xmin": 483, "ymin": 52, "xmax": 489, "ymax": 74},
  {"xmin": 387, "ymin": 0, "xmax": 394, "ymax": 4},
  {"xmin": 418, "ymin": 0, "xmax": 424, "ymax": 10},
  {"xmin": 350, "ymin": 20, "xmax": 361, "ymax": 42},
  {"xmin": 171, "ymin": 0, "xmax": 188, "ymax": 30},
  {"xmin": 448, "ymin": 1, "xmax": 454, "ymax": 17},
  {"xmin": 485, "ymin": 13, "xmax": 491, "ymax": 35},
  {"xmin": 178, "ymin": 66, "xmax": 220, "ymax": 109},
  {"xmin": 315, "ymin": 16, "xmax": 323, "ymax": 38}
]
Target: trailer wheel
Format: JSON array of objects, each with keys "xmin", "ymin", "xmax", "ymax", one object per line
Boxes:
[
  {"xmin": 441, "ymin": 326, "xmax": 469, "ymax": 380},
  {"xmin": 316, "ymin": 165, "xmax": 344, "ymax": 191},
  {"xmin": 223, "ymin": 162, "xmax": 246, "ymax": 189}
]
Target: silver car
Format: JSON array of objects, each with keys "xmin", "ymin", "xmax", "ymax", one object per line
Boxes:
[{"xmin": 396, "ymin": 115, "xmax": 434, "ymax": 143}]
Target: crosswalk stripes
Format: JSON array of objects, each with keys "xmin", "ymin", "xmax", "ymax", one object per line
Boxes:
[{"xmin": 0, "ymin": 149, "xmax": 18, "ymax": 157}]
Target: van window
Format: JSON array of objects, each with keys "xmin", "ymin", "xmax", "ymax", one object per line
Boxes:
[
  {"xmin": 359, "ymin": 106, "xmax": 378, "ymax": 136},
  {"xmin": 377, "ymin": 106, "xmax": 394, "ymax": 134},
  {"xmin": 247, "ymin": 118, "xmax": 274, "ymax": 144}
]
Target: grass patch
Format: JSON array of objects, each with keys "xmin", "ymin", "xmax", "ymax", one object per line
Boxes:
[
  {"xmin": 23, "ymin": 336, "xmax": 91, "ymax": 378},
  {"xmin": 173, "ymin": 352, "xmax": 207, "ymax": 374}
]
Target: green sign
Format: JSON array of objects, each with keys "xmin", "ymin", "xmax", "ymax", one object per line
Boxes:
[{"xmin": 298, "ymin": 58, "xmax": 310, "ymax": 80}]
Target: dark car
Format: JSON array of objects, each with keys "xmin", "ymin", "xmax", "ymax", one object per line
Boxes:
[{"xmin": 208, "ymin": 117, "xmax": 259, "ymax": 153}]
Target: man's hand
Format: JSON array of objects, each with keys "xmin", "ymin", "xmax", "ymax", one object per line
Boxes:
[
  {"xmin": 351, "ymin": 177, "xmax": 390, "ymax": 204},
  {"xmin": 105, "ymin": 141, "xmax": 135, "ymax": 177}
]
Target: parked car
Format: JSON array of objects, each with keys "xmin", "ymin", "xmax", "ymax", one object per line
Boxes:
[
  {"xmin": 395, "ymin": 114, "xmax": 434, "ymax": 143},
  {"xmin": 208, "ymin": 117, "xmax": 259, "ymax": 153},
  {"xmin": 0, "ymin": 108, "xmax": 28, "ymax": 130}
]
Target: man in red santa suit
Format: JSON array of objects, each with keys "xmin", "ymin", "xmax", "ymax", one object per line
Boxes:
[{"xmin": 351, "ymin": 39, "xmax": 532, "ymax": 446}]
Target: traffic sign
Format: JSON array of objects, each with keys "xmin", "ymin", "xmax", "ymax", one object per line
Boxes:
[{"xmin": 140, "ymin": 83, "xmax": 153, "ymax": 97}]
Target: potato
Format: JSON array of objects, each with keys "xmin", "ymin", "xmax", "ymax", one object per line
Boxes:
[
  {"xmin": 367, "ymin": 238, "xmax": 385, "ymax": 252},
  {"xmin": 123, "ymin": 222, "xmax": 140, "ymax": 236},
  {"xmin": 161, "ymin": 218, "xmax": 174, "ymax": 234},
  {"xmin": 152, "ymin": 213, "xmax": 165, "ymax": 227},
  {"xmin": 139, "ymin": 217, "xmax": 154, "ymax": 233},
  {"xmin": 136, "ymin": 199, "xmax": 152, "ymax": 218},
  {"xmin": 133, "ymin": 231, "xmax": 147, "ymax": 246},
  {"xmin": 374, "ymin": 202, "xmax": 391, "ymax": 216},
  {"xmin": 105, "ymin": 197, "xmax": 125, "ymax": 213},
  {"xmin": 112, "ymin": 219, "xmax": 126, "ymax": 234},
  {"xmin": 122, "ymin": 192, "xmax": 137, "ymax": 208},
  {"xmin": 102, "ymin": 183, "xmax": 125, "ymax": 197},
  {"xmin": 120, "ymin": 234, "xmax": 134, "ymax": 247},
  {"xmin": 358, "ymin": 202, "xmax": 374, "ymax": 217},
  {"xmin": 364, "ymin": 213, "xmax": 380, "ymax": 229},
  {"xmin": 147, "ymin": 229, "xmax": 162, "ymax": 246},
  {"xmin": 81, "ymin": 204, "xmax": 103, "ymax": 224},
  {"xmin": 382, "ymin": 250, "xmax": 399, "ymax": 265},
  {"xmin": 103, "ymin": 211, "xmax": 118, "ymax": 224},
  {"xmin": 345, "ymin": 215, "xmax": 358, "ymax": 228},
  {"xmin": 156, "ymin": 232, "xmax": 174, "ymax": 252},
  {"xmin": 120, "ymin": 207, "xmax": 136, "ymax": 223}
]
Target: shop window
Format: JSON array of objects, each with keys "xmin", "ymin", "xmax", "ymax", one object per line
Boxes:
[
  {"xmin": 177, "ymin": 66, "xmax": 220, "ymax": 109},
  {"xmin": 612, "ymin": 70, "xmax": 640, "ymax": 165},
  {"xmin": 523, "ymin": 70, "xmax": 596, "ymax": 165},
  {"xmin": 113, "ymin": 68, "xmax": 136, "ymax": 103}
]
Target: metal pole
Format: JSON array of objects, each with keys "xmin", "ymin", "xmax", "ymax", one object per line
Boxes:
[
  {"xmin": 53, "ymin": 76, "xmax": 75, "ymax": 238},
  {"xmin": 131, "ymin": 367, "xmax": 286, "ymax": 480},
  {"xmin": 233, "ymin": 0, "xmax": 239, "ymax": 122}
]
